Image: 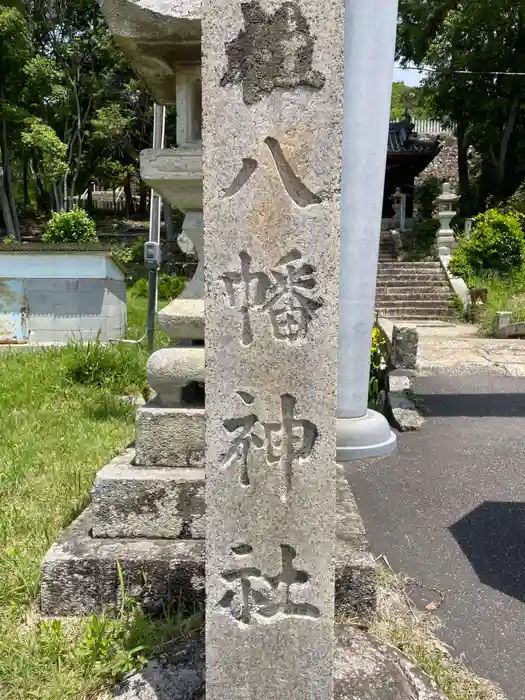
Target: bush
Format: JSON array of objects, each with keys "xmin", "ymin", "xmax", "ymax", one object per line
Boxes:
[
  {"xmin": 132, "ymin": 274, "xmax": 185, "ymax": 301},
  {"xmin": 369, "ymin": 326, "xmax": 389, "ymax": 409},
  {"xmin": 42, "ymin": 209, "xmax": 98, "ymax": 244},
  {"xmin": 507, "ymin": 180, "xmax": 525, "ymax": 215},
  {"xmin": 414, "ymin": 177, "xmax": 442, "ymax": 220},
  {"xmin": 449, "ymin": 208, "xmax": 525, "ymax": 283},
  {"xmin": 63, "ymin": 338, "xmax": 148, "ymax": 395}
]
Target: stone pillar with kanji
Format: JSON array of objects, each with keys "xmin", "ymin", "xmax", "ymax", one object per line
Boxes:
[{"xmin": 203, "ymin": 1, "xmax": 343, "ymax": 698}]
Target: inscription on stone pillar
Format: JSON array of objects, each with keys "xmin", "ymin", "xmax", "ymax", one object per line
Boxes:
[{"xmin": 204, "ymin": 0, "xmax": 343, "ymax": 697}]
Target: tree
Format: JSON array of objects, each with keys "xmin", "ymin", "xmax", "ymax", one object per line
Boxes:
[
  {"xmin": 390, "ymin": 82, "xmax": 432, "ymax": 121},
  {"xmin": 397, "ymin": 0, "xmax": 525, "ymax": 210},
  {"xmin": 21, "ymin": 119, "xmax": 68, "ymax": 211},
  {"xmin": 0, "ymin": 0, "xmax": 156, "ymax": 234},
  {"xmin": 0, "ymin": 5, "xmax": 31, "ymax": 238}
]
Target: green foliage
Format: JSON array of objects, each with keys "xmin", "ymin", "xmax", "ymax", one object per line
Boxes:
[
  {"xmin": 414, "ymin": 218, "xmax": 440, "ymax": 255},
  {"xmin": 506, "ymin": 179, "xmax": 525, "ymax": 215},
  {"xmin": 131, "ymin": 235, "xmax": 147, "ymax": 263},
  {"xmin": 132, "ymin": 274, "xmax": 185, "ymax": 301},
  {"xmin": 414, "ymin": 178, "xmax": 442, "ymax": 220},
  {"xmin": 42, "ymin": 208, "xmax": 98, "ymax": 244},
  {"xmin": 397, "ymin": 0, "xmax": 525, "ymax": 205},
  {"xmin": 21, "ymin": 118, "xmax": 68, "ymax": 185},
  {"xmin": 111, "ymin": 236, "xmax": 148, "ymax": 267},
  {"xmin": 63, "ymin": 338, "xmax": 149, "ymax": 396},
  {"xmin": 369, "ymin": 327, "xmax": 389, "ymax": 409},
  {"xmin": 468, "ymin": 267, "xmax": 525, "ymax": 336},
  {"xmin": 111, "ymin": 244, "xmax": 134, "ymax": 266},
  {"xmin": 390, "ymin": 82, "xmax": 432, "ymax": 121},
  {"xmin": 449, "ymin": 208, "xmax": 525, "ymax": 283}
]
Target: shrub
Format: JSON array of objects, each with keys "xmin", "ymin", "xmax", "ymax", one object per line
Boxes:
[
  {"xmin": 130, "ymin": 236, "xmax": 147, "ymax": 263},
  {"xmin": 413, "ymin": 218, "xmax": 439, "ymax": 254},
  {"xmin": 414, "ymin": 177, "xmax": 442, "ymax": 220},
  {"xmin": 158, "ymin": 274, "xmax": 185, "ymax": 300},
  {"xmin": 132, "ymin": 274, "xmax": 185, "ymax": 301},
  {"xmin": 63, "ymin": 338, "xmax": 148, "ymax": 395},
  {"xmin": 507, "ymin": 180, "xmax": 525, "ymax": 215},
  {"xmin": 111, "ymin": 244, "xmax": 134, "ymax": 266},
  {"xmin": 369, "ymin": 326, "xmax": 389, "ymax": 409},
  {"xmin": 449, "ymin": 208, "xmax": 525, "ymax": 283},
  {"xmin": 42, "ymin": 208, "xmax": 98, "ymax": 244}
]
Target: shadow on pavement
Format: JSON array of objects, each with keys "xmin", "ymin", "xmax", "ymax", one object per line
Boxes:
[
  {"xmin": 418, "ymin": 393, "xmax": 525, "ymax": 418},
  {"xmin": 450, "ymin": 501, "xmax": 525, "ymax": 602}
]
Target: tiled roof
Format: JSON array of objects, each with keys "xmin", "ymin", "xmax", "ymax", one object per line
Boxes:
[
  {"xmin": 388, "ymin": 119, "xmax": 440, "ymax": 155},
  {"xmin": 0, "ymin": 244, "xmax": 114, "ymax": 253}
]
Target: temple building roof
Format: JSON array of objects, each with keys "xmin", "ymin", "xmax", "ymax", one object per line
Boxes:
[{"xmin": 388, "ymin": 118, "xmax": 441, "ymax": 156}]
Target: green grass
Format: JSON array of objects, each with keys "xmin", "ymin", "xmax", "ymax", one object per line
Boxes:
[
  {"xmin": 0, "ymin": 291, "xmax": 200, "ymax": 700},
  {"xmin": 470, "ymin": 267, "xmax": 525, "ymax": 336},
  {"xmin": 369, "ymin": 567, "xmax": 506, "ymax": 700}
]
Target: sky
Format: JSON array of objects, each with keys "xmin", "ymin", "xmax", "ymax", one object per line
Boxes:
[{"xmin": 393, "ymin": 64, "xmax": 424, "ymax": 86}]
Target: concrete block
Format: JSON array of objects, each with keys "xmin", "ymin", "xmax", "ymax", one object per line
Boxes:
[
  {"xmin": 134, "ymin": 403, "xmax": 205, "ymax": 467},
  {"xmin": 41, "ymin": 474, "xmax": 373, "ymax": 619},
  {"xmin": 40, "ymin": 507, "xmax": 205, "ymax": 617},
  {"xmin": 91, "ymin": 452, "xmax": 205, "ymax": 539},
  {"xmin": 335, "ymin": 466, "xmax": 376, "ymax": 623}
]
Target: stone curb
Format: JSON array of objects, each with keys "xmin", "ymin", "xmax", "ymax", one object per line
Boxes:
[{"xmin": 386, "ymin": 372, "xmax": 425, "ymax": 432}]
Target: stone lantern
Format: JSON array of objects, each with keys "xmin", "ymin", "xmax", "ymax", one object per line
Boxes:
[{"xmin": 434, "ymin": 182, "xmax": 460, "ymax": 256}]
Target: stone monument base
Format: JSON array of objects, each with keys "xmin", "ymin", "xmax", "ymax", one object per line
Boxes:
[
  {"xmin": 111, "ymin": 628, "xmax": 446, "ymax": 700},
  {"xmin": 40, "ymin": 458, "xmax": 376, "ymax": 622}
]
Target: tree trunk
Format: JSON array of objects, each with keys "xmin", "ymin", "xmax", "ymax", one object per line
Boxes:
[
  {"xmin": 1, "ymin": 119, "xmax": 20, "ymax": 240},
  {"xmin": 0, "ymin": 167, "xmax": 16, "ymax": 238},
  {"xmin": 496, "ymin": 93, "xmax": 520, "ymax": 194},
  {"xmin": 53, "ymin": 182, "xmax": 63, "ymax": 213},
  {"xmin": 23, "ymin": 160, "xmax": 29, "ymax": 210},
  {"xmin": 164, "ymin": 201, "xmax": 176, "ymax": 241},
  {"xmin": 139, "ymin": 179, "xmax": 148, "ymax": 216},
  {"xmin": 124, "ymin": 173, "xmax": 133, "ymax": 217},
  {"xmin": 62, "ymin": 173, "xmax": 68, "ymax": 212},
  {"xmin": 87, "ymin": 182, "xmax": 93, "ymax": 213},
  {"xmin": 457, "ymin": 124, "xmax": 471, "ymax": 216}
]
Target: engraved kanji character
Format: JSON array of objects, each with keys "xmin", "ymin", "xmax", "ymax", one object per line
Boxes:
[
  {"xmin": 222, "ymin": 392, "xmax": 264, "ymax": 485},
  {"xmin": 262, "ymin": 393, "xmax": 317, "ymax": 501},
  {"xmin": 221, "ymin": 252, "xmax": 271, "ymax": 346},
  {"xmin": 263, "ymin": 249, "xmax": 322, "ymax": 341},
  {"xmin": 217, "ymin": 544, "xmax": 321, "ymax": 625}
]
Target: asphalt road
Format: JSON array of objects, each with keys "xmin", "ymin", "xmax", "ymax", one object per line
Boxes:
[{"xmin": 346, "ymin": 371, "xmax": 525, "ymax": 700}]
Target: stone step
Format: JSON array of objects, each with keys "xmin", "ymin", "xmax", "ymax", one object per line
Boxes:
[
  {"xmin": 377, "ymin": 299, "xmax": 455, "ymax": 309},
  {"xmin": 377, "ymin": 308, "xmax": 454, "ymax": 319},
  {"xmin": 376, "ymin": 280, "xmax": 449, "ymax": 289},
  {"xmin": 378, "ymin": 262, "xmax": 441, "ymax": 269},
  {"xmin": 376, "ymin": 286, "xmax": 454, "ymax": 295},
  {"xmin": 376, "ymin": 272, "xmax": 446, "ymax": 281},
  {"xmin": 135, "ymin": 403, "xmax": 205, "ymax": 468},
  {"xmin": 40, "ymin": 507, "xmax": 205, "ymax": 617},
  {"xmin": 91, "ymin": 453, "xmax": 205, "ymax": 540},
  {"xmin": 376, "ymin": 292, "xmax": 454, "ymax": 302},
  {"xmin": 41, "ymin": 469, "xmax": 377, "ymax": 623}
]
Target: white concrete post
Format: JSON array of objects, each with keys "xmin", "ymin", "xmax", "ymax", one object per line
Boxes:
[{"xmin": 336, "ymin": 0, "xmax": 398, "ymax": 461}]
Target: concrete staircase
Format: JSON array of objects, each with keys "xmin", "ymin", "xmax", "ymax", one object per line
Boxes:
[{"xmin": 376, "ymin": 233, "xmax": 456, "ymax": 321}]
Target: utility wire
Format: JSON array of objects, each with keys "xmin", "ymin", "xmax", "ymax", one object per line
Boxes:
[{"xmin": 397, "ymin": 66, "xmax": 525, "ymax": 77}]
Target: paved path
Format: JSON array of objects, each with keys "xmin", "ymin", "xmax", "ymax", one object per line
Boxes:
[{"xmin": 347, "ymin": 326, "xmax": 525, "ymax": 699}]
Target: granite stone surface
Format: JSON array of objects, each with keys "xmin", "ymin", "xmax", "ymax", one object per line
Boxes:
[
  {"xmin": 203, "ymin": 0, "xmax": 343, "ymax": 697},
  {"xmin": 134, "ymin": 404, "xmax": 205, "ymax": 468},
  {"xmin": 146, "ymin": 347, "xmax": 205, "ymax": 405},
  {"xmin": 40, "ymin": 508, "xmax": 205, "ymax": 616},
  {"xmin": 111, "ymin": 628, "xmax": 446, "ymax": 700},
  {"xmin": 91, "ymin": 454, "xmax": 205, "ymax": 539}
]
